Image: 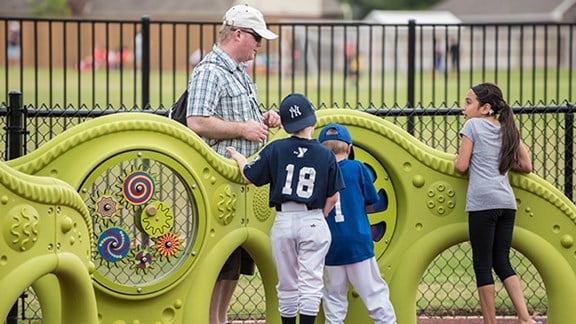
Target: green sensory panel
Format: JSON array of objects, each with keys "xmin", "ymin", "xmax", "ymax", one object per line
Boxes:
[{"xmin": 1, "ymin": 109, "xmax": 574, "ymax": 323}]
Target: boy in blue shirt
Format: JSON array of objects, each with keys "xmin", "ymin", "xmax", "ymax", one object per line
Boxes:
[{"xmin": 319, "ymin": 123, "xmax": 396, "ymax": 324}]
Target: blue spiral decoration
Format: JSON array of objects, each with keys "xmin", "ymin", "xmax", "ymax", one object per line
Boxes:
[{"xmin": 97, "ymin": 227, "xmax": 131, "ymax": 262}]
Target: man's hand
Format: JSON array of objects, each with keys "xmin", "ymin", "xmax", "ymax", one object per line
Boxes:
[
  {"xmin": 242, "ymin": 120, "xmax": 269, "ymax": 143},
  {"xmin": 262, "ymin": 110, "xmax": 281, "ymax": 128}
]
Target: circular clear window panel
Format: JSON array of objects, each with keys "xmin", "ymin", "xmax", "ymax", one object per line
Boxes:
[
  {"xmin": 79, "ymin": 151, "xmax": 205, "ymax": 295},
  {"xmin": 352, "ymin": 145, "xmax": 397, "ymax": 258}
]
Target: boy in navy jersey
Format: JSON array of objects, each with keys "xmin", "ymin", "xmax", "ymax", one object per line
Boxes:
[
  {"xmin": 226, "ymin": 93, "xmax": 344, "ymax": 324},
  {"xmin": 319, "ymin": 123, "xmax": 396, "ymax": 324}
]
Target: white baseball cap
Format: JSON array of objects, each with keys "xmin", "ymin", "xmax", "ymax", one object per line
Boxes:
[{"xmin": 223, "ymin": 4, "xmax": 278, "ymax": 40}]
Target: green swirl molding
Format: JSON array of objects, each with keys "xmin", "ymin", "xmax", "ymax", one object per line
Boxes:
[
  {"xmin": 7, "ymin": 114, "xmax": 244, "ymax": 183},
  {"xmin": 316, "ymin": 110, "xmax": 456, "ymax": 175},
  {"xmin": 510, "ymin": 173, "xmax": 576, "ymax": 222},
  {"xmin": 0, "ymin": 161, "xmax": 93, "ymax": 239}
]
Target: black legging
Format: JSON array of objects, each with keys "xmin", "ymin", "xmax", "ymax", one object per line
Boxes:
[{"xmin": 468, "ymin": 209, "xmax": 517, "ymax": 287}]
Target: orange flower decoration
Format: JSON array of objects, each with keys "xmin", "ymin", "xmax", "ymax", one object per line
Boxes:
[{"xmin": 157, "ymin": 232, "xmax": 180, "ymax": 258}]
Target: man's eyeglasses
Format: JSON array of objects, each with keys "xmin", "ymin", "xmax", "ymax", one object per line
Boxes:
[{"xmin": 239, "ymin": 29, "xmax": 262, "ymax": 42}]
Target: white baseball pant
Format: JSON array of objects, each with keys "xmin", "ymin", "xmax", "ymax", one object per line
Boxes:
[
  {"xmin": 323, "ymin": 257, "xmax": 396, "ymax": 324},
  {"xmin": 270, "ymin": 207, "xmax": 331, "ymax": 317}
]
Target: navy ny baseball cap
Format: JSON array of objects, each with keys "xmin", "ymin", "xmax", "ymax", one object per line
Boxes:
[
  {"xmin": 319, "ymin": 123, "xmax": 352, "ymax": 145},
  {"xmin": 279, "ymin": 93, "xmax": 317, "ymax": 133}
]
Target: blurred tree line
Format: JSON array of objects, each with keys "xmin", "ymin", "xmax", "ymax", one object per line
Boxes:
[
  {"xmin": 341, "ymin": 0, "xmax": 444, "ymax": 19},
  {"xmin": 34, "ymin": 0, "xmax": 442, "ymax": 19},
  {"xmin": 32, "ymin": 0, "xmax": 88, "ymax": 16}
]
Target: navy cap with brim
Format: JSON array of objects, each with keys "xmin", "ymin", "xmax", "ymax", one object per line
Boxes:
[{"xmin": 283, "ymin": 114, "xmax": 317, "ymax": 133}]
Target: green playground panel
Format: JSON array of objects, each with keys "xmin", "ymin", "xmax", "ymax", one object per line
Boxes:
[{"xmin": 0, "ymin": 109, "xmax": 575, "ymax": 323}]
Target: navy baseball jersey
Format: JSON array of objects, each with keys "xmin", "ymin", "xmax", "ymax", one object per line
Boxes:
[
  {"xmin": 242, "ymin": 136, "xmax": 345, "ymax": 209},
  {"xmin": 325, "ymin": 159, "xmax": 379, "ymax": 266}
]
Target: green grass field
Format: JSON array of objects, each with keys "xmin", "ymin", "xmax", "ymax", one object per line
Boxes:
[{"xmin": 1, "ymin": 67, "xmax": 573, "ymax": 110}]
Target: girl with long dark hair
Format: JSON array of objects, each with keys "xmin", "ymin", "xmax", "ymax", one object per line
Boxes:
[{"xmin": 455, "ymin": 83, "xmax": 536, "ymax": 324}]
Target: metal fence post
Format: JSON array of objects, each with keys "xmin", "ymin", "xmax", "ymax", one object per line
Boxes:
[
  {"xmin": 4, "ymin": 90, "xmax": 26, "ymax": 324},
  {"xmin": 141, "ymin": 16, "xmax": 150, "ymax": 110},
  {"xmin": 406, "ymin": 19, "xmax": 416, "ymax": 136},
  {"xmin": 5, "ymin": 90, "xmax": 26, "ymax": 161},
  {"xmin": 565, "ymin": 104, "xmax": 574, "ymax": 201}
]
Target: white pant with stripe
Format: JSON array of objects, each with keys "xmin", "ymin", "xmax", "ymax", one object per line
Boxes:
[
  {"xmin": 323, "ymin": 257, "xmax": 396, "ymax": 324},
  {"xmin": 270, "ymin": 208, "xmax": 331, "ymax": 317}
]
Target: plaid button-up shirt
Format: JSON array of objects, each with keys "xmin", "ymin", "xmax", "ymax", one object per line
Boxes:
[{"xmin": 187, "ymin": 45, "xmax": 265, "ymax": 157}]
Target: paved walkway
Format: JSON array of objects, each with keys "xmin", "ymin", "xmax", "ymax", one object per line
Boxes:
[
  {"xmin": 418, "ymin": 317, "xmax": 547, "ymax": 324},
  {"xmin": 230, "ymin": 317, "xmax": 547, "ymax": 323}
]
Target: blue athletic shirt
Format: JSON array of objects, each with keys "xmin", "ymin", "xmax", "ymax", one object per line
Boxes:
[
  {"xmin": 325, "ymin": 159, "xmax": 379, "ymax": 266},
  {"xmin": 242, "ymin": 136, "xmax": 345, "ymax": 210}
]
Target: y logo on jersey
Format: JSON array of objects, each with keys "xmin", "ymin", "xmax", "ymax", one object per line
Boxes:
[{"xmin": 293, "ymin": 147, "xmax": 308, "ymax": 158}]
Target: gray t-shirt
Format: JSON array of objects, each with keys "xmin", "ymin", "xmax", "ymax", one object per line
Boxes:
[{"xmin": 459, "ymin": 118, "xmax": 516, "ymax": 212}]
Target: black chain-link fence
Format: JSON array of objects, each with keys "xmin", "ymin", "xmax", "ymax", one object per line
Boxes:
[{"xmin": 417, "ymin": 243, "xmax": 547, "ymax": 318}]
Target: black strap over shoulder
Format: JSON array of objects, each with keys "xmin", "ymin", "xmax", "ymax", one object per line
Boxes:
[
  {"xmin": 168, "ymin": 58, "xmax": 251, "ymax": 127},
  {"xmin": 168, "ymin": 89, "xmax": 189, "ymax": 126}
]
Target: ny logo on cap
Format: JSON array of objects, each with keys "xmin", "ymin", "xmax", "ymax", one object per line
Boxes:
[{"xmin": 289, "ymin": 105, "xmax": 301, "ymax": 118}]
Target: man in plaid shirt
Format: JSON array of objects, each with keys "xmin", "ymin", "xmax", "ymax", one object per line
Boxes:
[
  {"xmin": 186, "ymin": 4, "xmax": 280, "ymax": 324},
  {"xmin": 187, "ymin": 5, "xmax": 280, "ymax": 157}
]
